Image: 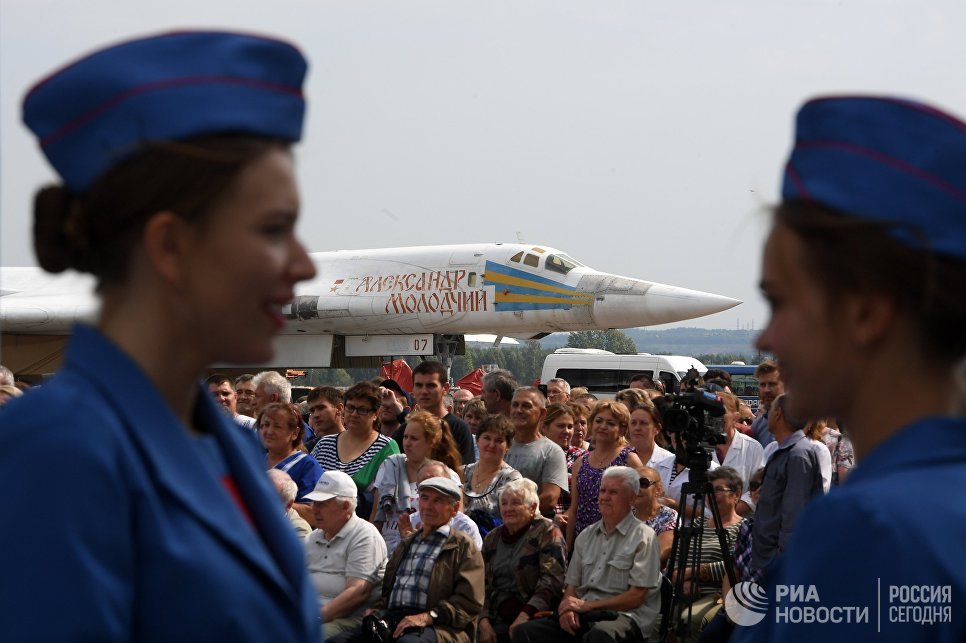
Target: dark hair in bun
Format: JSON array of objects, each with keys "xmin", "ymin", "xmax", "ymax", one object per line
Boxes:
[{"xmin": 33, "ymin": 185, "xmax": 85, "ymax": 274}]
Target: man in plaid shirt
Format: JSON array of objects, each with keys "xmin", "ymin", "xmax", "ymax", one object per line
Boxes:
[{"xmin": 331, "ymin": 477, "xmax": 484, "ymax": 643}]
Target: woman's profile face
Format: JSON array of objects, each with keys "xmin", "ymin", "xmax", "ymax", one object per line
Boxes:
[
  {"xmin": 722, "ymin": 400, "xmax": 740, "ymax": 432},
  {"xmin": 756, "ymin": 223, "xmax": 853, "ymax": 421},
  {"xmin": 178, "ymin": 148, "xmax": 316, "ymax": 365},
  {"xmin": 634, "ymin": 472, "xmax": 660, "ymax": 513},
  {"xmin": 572, "ymin": 415, "xmax": 587, "ymax": 446}
]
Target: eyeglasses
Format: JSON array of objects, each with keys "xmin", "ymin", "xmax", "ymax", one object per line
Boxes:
[
  {"xmin": 711, "ymin": 486, "xmax": 734, "ymax": 494},
  {"xmin": 749, "ymin": 481, "xmax": 762, "ymax": 491},
  {"xmin": 639, "ymin": 478, "xmax": 659, "ymax": 489},
  {"xmin": 344, "ymin": 404, "xmax": 375, "ymax": 415}
]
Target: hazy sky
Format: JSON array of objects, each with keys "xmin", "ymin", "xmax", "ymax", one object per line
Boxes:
[{"xmin": 3, "ymin": 0, "xmax": 964, "ymax": 331}]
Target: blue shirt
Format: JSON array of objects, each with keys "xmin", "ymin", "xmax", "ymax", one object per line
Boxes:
[
  {"xmin": 732, "ymin": 417, "xmax": 966, "ymax": 642},
  {"xmin": 750, "ymin": 430, "xmax": 824, "ymax": 573},
  {"xmin": 0, "ymin": 325, "xmax": 321, "ymax": 642},
  {"xmin": 274, "ymin": 451, "xmax": 323, "ymax": 501},
  {"xmin": 752, "ymin": 412, "xmax": 775, "ymax": 447}
]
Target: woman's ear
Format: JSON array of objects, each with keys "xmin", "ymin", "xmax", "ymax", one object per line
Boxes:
[
  {"xmin": 141, "ymin": 211, "xmax": 191, "ymax": 285},
  {"xmin": 842, "ymin": 292, "xmax": 898, "ymax": 349}
]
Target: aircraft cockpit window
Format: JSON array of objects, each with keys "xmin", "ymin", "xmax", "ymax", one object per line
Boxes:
[
  {"xmin": 546, "ymin": 254, "xmax": 579, "ymax": 275},
  {"xmin": 510, "ymin": 251, "xmax": 524, "ymax": 263},
  {"xmin": 524, "ymin": 253, "xmax": 540, "ymax": 268},
  {"xmin": 532, "ymin": 247, "xmax": 546, "ymax": 254}
]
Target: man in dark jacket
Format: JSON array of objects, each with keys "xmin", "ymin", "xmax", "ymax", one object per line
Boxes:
[{"xmin": 331, "ymin": 476, "xmax": 484, "ymax": 643}]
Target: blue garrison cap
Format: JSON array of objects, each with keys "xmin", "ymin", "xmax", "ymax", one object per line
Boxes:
[
  {"xmin": 22, "ymin": 30, "xmax": 308, "ymax": 193},
  {"xmin": 782, "ymin": 96, "xmax": 966, "ymax": 261}
]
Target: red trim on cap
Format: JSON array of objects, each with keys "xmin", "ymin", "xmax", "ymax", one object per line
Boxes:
[
  {"xmin": 806, "ymin": 95, "xmax": 966, "ymax": 132},
  {"xmin": 783, "ymin": 163, "xmax": 811, "ymax": 200},
  {"xmin": 24, "ymin": 30, "xmax": 303, "ymax": 102},
  {"xmin": 794, "ymin": 140, "xmax": 966, "ymax": 203},
  {"xmin": 40, "ymin": 75, "xmax": 303, "ymax": 148}
]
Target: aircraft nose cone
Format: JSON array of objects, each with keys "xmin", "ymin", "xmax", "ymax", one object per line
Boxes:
[{"xmin": 592, "ymin": 282, "xmax": 741, "ymax": 328}]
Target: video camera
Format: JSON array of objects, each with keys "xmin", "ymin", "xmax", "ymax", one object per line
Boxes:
[{"xmin": 661, "ymin": 389, "xmax": 727, "ymax": 479}]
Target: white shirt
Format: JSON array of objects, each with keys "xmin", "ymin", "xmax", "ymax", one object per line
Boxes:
[
  {"xmin": 652, "ymin": 452, "xmax": 677, "ymax": 493},
  {"xmin": 809, "ymin": 438, "xmax": 833, "ymax": 493},
  {"xmin": 713, "ymin": 430, "xmax": 765, "ymax": 508},
  {"xmin": 234, "ymin": 414, "xmax": 258, "ymax": 431}
]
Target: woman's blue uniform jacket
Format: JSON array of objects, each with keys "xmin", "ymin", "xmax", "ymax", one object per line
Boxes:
[
  {"xmin": 0, "ymin": 325, "xmax": 321, "ymax": 642},
  {"xmin": 732, "ymin": 416, "xmax": 966, "ymax": 642}
]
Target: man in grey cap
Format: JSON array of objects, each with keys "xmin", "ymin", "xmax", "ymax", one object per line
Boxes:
[
  {"xmin": 330, "ymin": 476, "xmax": 484, "ymax": 643},
  {"xmin": 304, "ymin": 471, "xmax": 388, "ymax": 639}
]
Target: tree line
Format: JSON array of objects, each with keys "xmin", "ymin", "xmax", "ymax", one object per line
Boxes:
[{"xmin": 291, "ymin": 329, "xmax": 764, "ymax": 390}]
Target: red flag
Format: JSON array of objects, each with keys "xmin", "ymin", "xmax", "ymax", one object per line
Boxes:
[
  {"xmin": 379, "ymin": 359, "xmax": 413, "ymax": 393},
  {"xmin": 456, "ymin": 367, "xmax": 486, "ymax": 396}
]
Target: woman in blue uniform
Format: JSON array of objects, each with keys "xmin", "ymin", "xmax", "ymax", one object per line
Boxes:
[
  {"xmin": 733, "ymin": 97, "xmax": 966, "ymax": 642},
  {"xmin": 0, "ymin": 32, "xmax": 321, "ymax": 641}
]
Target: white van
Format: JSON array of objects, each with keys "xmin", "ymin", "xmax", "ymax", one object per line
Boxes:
[{"xmin": 541, "ymin": 348, "xmax": 707, "ymax": 397}]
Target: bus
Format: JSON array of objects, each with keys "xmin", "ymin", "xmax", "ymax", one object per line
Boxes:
[{"xmin": 704, "ymin": 363, "xmax": 760, "ymax": 411}]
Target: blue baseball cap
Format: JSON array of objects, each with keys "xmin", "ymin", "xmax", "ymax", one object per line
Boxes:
[
  {"xmin": 782, "ymin": 95, "xmax": 966, "ymax": 261},
  {"xmin": 22, "ymin": 30, "xmax": 308, "ymax": 193}
]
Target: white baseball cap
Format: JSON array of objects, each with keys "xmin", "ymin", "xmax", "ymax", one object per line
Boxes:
[{"xmin": 304, "ymin": 470, "xmax": 356, "ymax": 502}]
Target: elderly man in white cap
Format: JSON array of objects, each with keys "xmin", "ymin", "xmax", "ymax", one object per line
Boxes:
[
  {"xmin": 304, "ymin": 471, "xmax": 388, "ymax": 639},
  {"xmin": 330, "ymin": 476, "xmax": 484, "ymax": 643}
]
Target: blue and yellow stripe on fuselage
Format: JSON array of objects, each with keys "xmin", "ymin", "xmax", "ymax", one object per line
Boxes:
[{"xmin": 483, "ymin": 261, "xmax": 594, "ymax": 311}]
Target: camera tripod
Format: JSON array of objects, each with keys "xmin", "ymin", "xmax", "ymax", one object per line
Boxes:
[{"xmin": 663, "ymin": 471, "xmax": 739, "ymax": 642}]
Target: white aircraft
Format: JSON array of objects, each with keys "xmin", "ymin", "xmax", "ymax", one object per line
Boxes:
[{"xmin": 1, "ymin": 242, "xmax": 740, "ymax": 375}]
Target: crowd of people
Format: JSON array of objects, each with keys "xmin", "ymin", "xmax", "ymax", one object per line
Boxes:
[
  {"xmin": 2, "ymin": 26, "xmax": 964, "ymax": 643},
  {"xmin": 115, "ymin": 357, "xmax": 847, "ymax": 643}
]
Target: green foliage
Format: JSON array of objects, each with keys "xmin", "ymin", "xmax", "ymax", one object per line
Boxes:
[
  {"xmin": 295, "ymin": 367, "xmax": 369, "ymax": 388},
  {"xmin": 285, "ymin": 334, "xmax": 763, "ymax": 392},
  {"xmin": 694, "ymin": 353, "xmax": 762, "ymax": 366},
  {"xmin": 449, "ymin": 343, "xmax": 556, "ymax": 385},
  {"xmin": 566, "ymin": 329, "xmax": 638, "ymax": 354}
]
